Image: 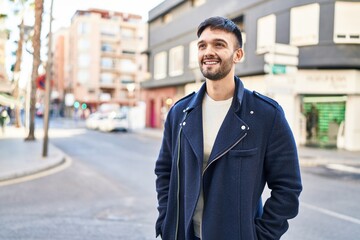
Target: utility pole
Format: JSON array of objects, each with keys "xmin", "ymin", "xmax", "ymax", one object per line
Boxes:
[{"xmin": 42, "ymin": 0, "xmax": 54, "ymax": 157}]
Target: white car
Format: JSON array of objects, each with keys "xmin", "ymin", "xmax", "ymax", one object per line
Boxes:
[
  {"xmin": 85, "ymin": 112, "xmax": 106, "ymax": 130},
  {"xmin": 98, "ymin": 111, "xmax": 129, "ymax": 132}
]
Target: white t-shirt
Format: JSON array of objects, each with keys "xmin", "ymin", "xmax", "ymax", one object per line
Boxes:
[{"xmin": 193, "ymin": 93, "xmax": 233, "ymax": 238}]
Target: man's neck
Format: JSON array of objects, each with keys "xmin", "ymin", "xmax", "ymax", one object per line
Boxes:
[{"xmin": 206, "ymin": 75, "xmax": 235, "ymax": 101}]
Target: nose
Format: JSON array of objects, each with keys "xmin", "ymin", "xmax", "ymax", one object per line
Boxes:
[{"xmin": 203, "ymin": 45, "xmax": 215, "ymax": 57}]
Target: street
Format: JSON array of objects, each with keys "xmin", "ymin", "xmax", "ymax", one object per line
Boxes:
[{"xmin": 0, "ymin": 119, "xmax": 360, "ymax": 239}]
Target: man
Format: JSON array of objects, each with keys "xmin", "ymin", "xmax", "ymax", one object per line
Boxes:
[
  {"xmin": 155, "ymin": 16, "xmax": 302, "ymax": 240},
  {"xmin": 0, "ymin": 107, "xmax": 9, "ymax": 134}
]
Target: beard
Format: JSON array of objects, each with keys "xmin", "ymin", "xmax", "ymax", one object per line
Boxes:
[{"xmin": 199, "ymin": 54, "xmax": 233, "ymax": 81}]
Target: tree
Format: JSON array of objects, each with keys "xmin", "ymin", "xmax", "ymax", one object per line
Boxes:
[
  {"xmin": 12, "ymin": 19, "xmax": 24, "ymax": 128},
  {"xmin": 25, "ymin": 0, "xmax": 43, "ymax": 141},
  {"xmin": 7, "ymin": 0, "xmax": 30, "ymax": 128}
]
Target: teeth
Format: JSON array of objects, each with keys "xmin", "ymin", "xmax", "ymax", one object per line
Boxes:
[{"xmin": 204, "ymin": 61, "xmax": 218, "ymax": 65}]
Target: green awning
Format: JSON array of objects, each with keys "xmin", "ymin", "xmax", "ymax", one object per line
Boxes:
[{"xmin": 0, "ymin": 93, "xmax": 22, "ymax": 108}]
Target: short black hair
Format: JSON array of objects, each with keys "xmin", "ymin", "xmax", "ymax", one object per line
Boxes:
[{"xmin": 197, "ymin": 16, "xmax": 243, "ymax": 48}]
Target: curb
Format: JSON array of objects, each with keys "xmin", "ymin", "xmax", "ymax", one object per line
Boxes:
[
  {"xmin": 0, "ymin": 156, "xmax": 72, "ymax": 187},
  {"xmin": 0, "ymin": 157, "xmax": 66, "ymax": 182}
]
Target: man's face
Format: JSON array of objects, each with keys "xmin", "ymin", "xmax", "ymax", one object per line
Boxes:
[{"xmin": 197, "ymin": 28, "xmax": 241, "ymax": 81}]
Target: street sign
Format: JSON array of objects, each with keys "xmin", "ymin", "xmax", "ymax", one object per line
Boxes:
[
  {"xmin": 264, "ymin": 64, "xmax": 298, "ymax": 75},
  {"xmin": 264, "ymin": 53, "xmax": 299, "ymax": 66},
  {"xmin": 257, "ymin": 43, "xmax": 299, "ymax": 56}
]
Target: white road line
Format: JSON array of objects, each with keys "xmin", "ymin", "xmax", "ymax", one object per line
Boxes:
[
  {"xmin": 0, "ymin": 157, "xmax": 72, "ymax": 187},
  {"xmin": 326, "ymin": 164, "xmax": 360, "ymax": 174},
  {"xmin": 302, "ymin": 202, "xmax": 360, "ymax": 225}
]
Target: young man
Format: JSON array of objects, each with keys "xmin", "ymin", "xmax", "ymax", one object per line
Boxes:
[{"xmin": 155, "ymin": 16, "xmax": 302, "ymax": 240}]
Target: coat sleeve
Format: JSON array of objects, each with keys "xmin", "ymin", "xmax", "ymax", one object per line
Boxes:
[
  {"xmin": 255, "ymin": 106, "xmax": 302, "ymax": 240},
  {"xmin": 154, "ymin": 111, "xmax": 174, "ymax": 238}
]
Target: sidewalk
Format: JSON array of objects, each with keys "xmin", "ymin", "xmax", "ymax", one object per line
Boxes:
[
  {"xmin": 298, "ymin": 146, "xmax": 360, "ymax": 166},
  {"xmin": 0, "ymin": 124, "xmax": 359, "ymax": 186},
  {"xmin": 0, "ymin": 126, "xmax": 66, "ymax": 184}
]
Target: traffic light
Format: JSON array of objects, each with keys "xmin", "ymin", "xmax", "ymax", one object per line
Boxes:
[
  {"xmin": 81, "ymin": 103, "xmax": 87, "ymax": 110},
  {"xmin": 74, "ymin": 101, "xmax": 80, "ymax": 109}
]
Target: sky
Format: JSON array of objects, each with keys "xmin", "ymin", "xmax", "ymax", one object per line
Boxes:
[
  {"xmin": 1, "ymin": 0, "xmax": 165, "ymax": 34},
  {"xmin": 50, "ymin": 0, "xmax": 165, "ymax": 31},
  {"xmin": 2, "ymin": 0, "xmax": 164, "ymax": 87}
]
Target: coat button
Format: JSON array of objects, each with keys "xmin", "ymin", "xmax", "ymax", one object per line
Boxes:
[
  {"xmin": 241, "ymin": 125, "xmax": 246, "ymax": 130},
  {"xmin": 182, "ymin": 122, "xmax": 186, "ymax": 126}
]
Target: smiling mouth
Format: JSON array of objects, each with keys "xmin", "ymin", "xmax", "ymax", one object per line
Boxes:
[{"xmin": 203, "ymin": 60, "xmax": 220, "ymax": 65}]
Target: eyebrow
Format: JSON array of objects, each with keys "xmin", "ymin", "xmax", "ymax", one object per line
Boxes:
[{"xmin": 197, "ymin": 38, "xmax": 228, "ymax": 46}]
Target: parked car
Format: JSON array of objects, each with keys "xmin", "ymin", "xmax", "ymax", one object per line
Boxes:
[
  {"xmin": 98, "ymin": 111, "xmax": 129, "ymax": 132},
  {"xmin": 85, "ymin": 112, "xmax": 106, "ymax": 130}
]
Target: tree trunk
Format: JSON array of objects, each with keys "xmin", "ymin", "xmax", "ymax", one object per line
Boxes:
[
  {"xmin": 25, "ymin": 0, "xmax": 43, "ymax": 141},
  {"xmin": 12, "ymin": 19, "xmax": 25, "ymax": 128}
]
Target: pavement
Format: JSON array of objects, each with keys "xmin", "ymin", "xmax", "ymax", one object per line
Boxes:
[{"xmin": 0, "ymin": 121, "xmax": 359, "ymax": 186}]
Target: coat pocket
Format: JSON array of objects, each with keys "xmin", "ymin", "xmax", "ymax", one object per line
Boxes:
[{"xmin": 228, "ymin": 147, "xmax": 258, "ymax": 157}]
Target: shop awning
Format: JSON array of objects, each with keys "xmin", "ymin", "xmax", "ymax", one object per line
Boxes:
[{"xmin": 0, "ymin": 93, "xmax": 22, "ymax": 108}]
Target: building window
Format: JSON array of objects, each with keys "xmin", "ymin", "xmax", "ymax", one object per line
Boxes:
[
  {"xmin": 256, "ymin": 14, "xmax": 276, "ymax": 54},
  {"xmin": 77, "ymin": 22, "xmax": 91, "ymax": 35},
  {"xmin": 169, "ymin": 45, "xmax": 184, "ymax": 77},
  {"xmin": 77, "ymin": 70, "xmax": 89, "ymax": 84},
  {"xmin": 119, "ymin": 59, "xmax": 137, "ymax": 72},
  {"xmin": 101, "ymin": 58, "xmax": 114, "ymax": 68},
  {"xmin": 334, "ymin": 1, "xmax": 360, "ymax": 44},
  {"xmin": 189, "ymin": 40, "xmax": 198, "ymax": 69},
  {"xmin": 162, "ymin": 13, "xmax": 173, "ymax": 24},
  {"xmin": 78, "ymin": 38, "xmax": 90, "ymax": 51},
  {"xmin": 191, "ymin": 0, "xmax": 206, "ymax": 7},
  {"xmin": 121, "ymin": 28, "xmax": 135, "ymax": 39},
  {"xmin": 154, "ymin": 51, "xmax": 167, "ymax": 80},
  {"xmin": 120, "ymin": 75, "xmax": 134, "ymax": 83},
  {"xmin": 101, "ymin": 43, "xmax": 113, "ymax": 52},
  {"xmin": 78, "ymin": 54, "xmax": 90, "ymax": 68},
  {"xmin": 100, "ymin": 24, "xmax": 119, "ymax": 36},
  {"xmin": 290, "ymin": 3, "xmax": 320, "ymax": 46},
  {"xmin": 100, "ymin": 73, "xmax": 114, "ymax": 84}
]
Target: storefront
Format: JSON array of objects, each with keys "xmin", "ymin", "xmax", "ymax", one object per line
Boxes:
[
  {"xmin": 283, "ymin": 69, "xmax": 360, "ymax": 151},
  {"xmin": 302, "ymin": 96, "xmax": 346, "ymax": 148},
  {"xmin": 243, "ymin": 70, "xmax": 360, "ymax": 151},
  {"xmin": 141, "ymin": 86, "xmax": 180, "ymax": 128}
]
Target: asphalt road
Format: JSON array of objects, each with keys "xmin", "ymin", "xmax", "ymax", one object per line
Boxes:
[{"xmin": 0, "ymin": 119, "xmax": 359, "ymax": 239}]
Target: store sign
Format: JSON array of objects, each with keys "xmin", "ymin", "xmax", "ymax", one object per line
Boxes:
[
  {"xmin": 296, "ymin": 70, "xmax": 359, "ymax": 94},
  {"xmin": 264, "ymin": 64, "xmax": 298, "ymax": 75}
]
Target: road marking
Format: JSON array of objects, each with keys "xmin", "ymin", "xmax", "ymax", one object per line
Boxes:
[
  {"xmin": 0, "ymin": 157, "xmax": 72, "ymax": 187},
  {"xmin": 326, "ymin": 164, "xmax": 360, "ymax": 174},
  {"xmin": 302, "ymin": 202, "xmax": 360, "ymax": 225}
]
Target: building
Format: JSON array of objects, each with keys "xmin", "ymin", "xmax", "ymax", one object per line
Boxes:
[
  {"xmin": 51, "ymin": 28, "xmax": 70, "ymax": 117},
  {"xmin": 0, "ymin": 26, "xmax": 9, "ymax": 91},
  {"xmin": 141, "ymin": 0, "xmax": 360, "ymax": 151},
  {"xmin": 53, "ymin": 9, "xmax": 148, "ymax": 117},
  {"xmin": 0, "ymin": 18, "xmax": 15, "ymax": 107}
]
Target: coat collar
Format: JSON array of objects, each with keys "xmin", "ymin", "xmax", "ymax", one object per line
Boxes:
[
  {"xmin": 184, "ymin": 76, "xmax": 245, "ymax": 114},
  {"xmin": 181, "ymin": 76, "xmax": 248, "ymax": 166}
]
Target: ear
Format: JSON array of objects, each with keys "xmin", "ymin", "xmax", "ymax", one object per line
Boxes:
[{"xmin": 233, "ymin": 48, "xmax": 243, "ymax": 63}]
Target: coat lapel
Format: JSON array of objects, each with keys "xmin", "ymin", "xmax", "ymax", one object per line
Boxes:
[
  {"xmin": 181, "ymin": 83, "xmax": 206, "ymax": 168},
  {"xmin": 181, "ymin": 76, "xmax": 248, "ymax": 167},
  {"xmin": 207, "ymin": 77, "xmax": 248, "ymax": 163},
  {"xmin": 182, "ymin": 105, "xmax": 203, "ymax": 165},
  {"xmin": 208, "ymin": 108, "xmax": 248, "ymax": 163}
]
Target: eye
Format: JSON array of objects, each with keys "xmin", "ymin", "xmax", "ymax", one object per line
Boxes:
[
  {"xmin": 198, "ymin": 44, "xmax": 206, "ymax": 50},
  {"xmin": 215, "ymin": 42, "xmax": 225, "ymax": 48}
]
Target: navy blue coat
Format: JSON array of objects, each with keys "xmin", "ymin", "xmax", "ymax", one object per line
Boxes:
[{"xmin": 155, "ymin": 77, "xmax": 302, "ymax": 240}]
